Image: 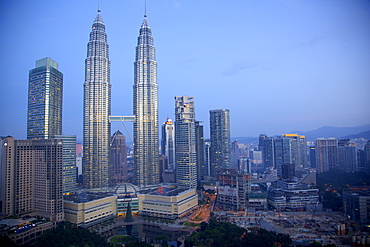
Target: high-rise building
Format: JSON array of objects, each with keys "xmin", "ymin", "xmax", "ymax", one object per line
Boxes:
[
  {"xmin": 161, "ymin": 119, "xmax": 175, "ymax": 170},
  {"xmin": 309, "ymin": 146, "xmax": 316, "ymax": 168},
  {"xmin": 209, "ymin": 109, "xmax": 230, "ymax": 177},
  {"xmin": 259, "ymin": 134, "xmax": 275, "ymax": 168},
  {"xmin": 133, "ymin": 14, "xmax": 159, "ymax": 187},
  {"xmin": 274, "ymin": 136, "xmax": 292, "ymax": 176},
  {"xmin": 204, "ymin": 142, "xmax": 211, "ymax": 177},
  {"xmin": 1, "ymin": 136, "xmax": 64, "ymax": 222},
  {"xmin": 315, "ymin": 138, "xmax": 338, "ymax": 173},
  {"xmin": 195, "ymin": 121, "xmax": 205, "ymax": 184},
  {"xmin": 281, "ymin": 163, "xmax": 295, "ymax": 180},
  {"xmin": 175, "ymin": 96, "xmax": 197, "ymax": 189},
  {"xmin": 110, "ymin": 130, "xmax": 127, "ymax": 184},
  {"xmin": 54, "ymin": 135, "xmax": 76, "ymax": 195},
  {"xmin": 365, "ymin": 141, "xmax": 370, "ymax": 173},
  {"xmin": 282, "ymin": 134, "xmax": 308, "ymax": 168},
  {"xmin": 230, "ymin": 140, "xmax": 240, "ymax": 169},
  {"xmin": 76, "ymin": 143, "xmax": 83, "ymax": 183},
  {"xmin": 338, "ymin": 139, "xmax": 357, "ymax": 172},
  {"xmin": 27, "ymin": 57, "xmax": 63, "ymax": 140},
  {"xmin": 83, "ymin": 10, "xmax": 111, "ymax": 189},
  {"xmin": 357, "ymin": 149, "xmax": 366, "ymax": 172}
]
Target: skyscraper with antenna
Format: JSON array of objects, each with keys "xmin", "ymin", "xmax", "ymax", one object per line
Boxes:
[
  {"xmin": 133, "ymin": 10, "xmax": 159, "ymax": 187},
  {"xmin": 83, "ymin": 9, "xmax": 111, "ymax": 189}
]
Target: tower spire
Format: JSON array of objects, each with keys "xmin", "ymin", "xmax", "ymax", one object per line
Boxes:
[
  {"xmin": 98, "ymin": 0, "xmax": 101, "ymax": 12},
  {"xmin": 144, "ymin": 0, "xmax": 147, "ymax": 18}
]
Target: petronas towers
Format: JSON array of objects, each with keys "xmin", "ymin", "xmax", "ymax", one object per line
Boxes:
[
  {"xmin": 83, "ymin": 11, "xmax": 111, "ymax": 189},
  {"xmin": 83, "ymin": 10, "xmax": 158, "ymax": 188},
  {"xmin": 133, "ymin": 16, "xmax": 159, "ymax": 187}
]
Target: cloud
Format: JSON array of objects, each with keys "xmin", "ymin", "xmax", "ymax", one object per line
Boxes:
[
  {"xmin": 173, "ymin": 1, "xmax": 181, "ymax": 9},
  {"xmin": 296, "ymin": 30, "xmax": 347, "ymax": 49},
  {"xmin": 222, "ymin": 61, "xmax": 258, "ymax": 76}
]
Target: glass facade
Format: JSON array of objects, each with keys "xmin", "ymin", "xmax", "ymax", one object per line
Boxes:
[
  {"xmin": 209, "ymin": 109, "xmax": 230, "ymax": 177},
  {"xmin": 175, "ymin": 96, "xmax": 197, "ymax": 189},
  {"xmin": 27, "ymin": 57, "xmax": 63, "ymax": 140},
  {"xmin": 83, "ymin": 12, "xmax": 111, "ymax": 188},
  {"xmin": 54, "ymin": 135, "xmax": 76, "ymax": 194},
  {"xmin": 133, "ymin": 17, "xmax": 159, "ymax": 187},
  {"xmin": 161, "ymin": 119, "xmax": 175, "ymax": 170}
]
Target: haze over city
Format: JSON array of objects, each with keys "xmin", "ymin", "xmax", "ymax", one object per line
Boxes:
[{"xmin": 0, "ymin": 0, "xmax": 369, "ymax": 142}]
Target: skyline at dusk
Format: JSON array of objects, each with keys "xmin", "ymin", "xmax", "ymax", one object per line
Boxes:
[{"xmin": 1, "ymin": 0, "xmax": 369, "ymax": 142}]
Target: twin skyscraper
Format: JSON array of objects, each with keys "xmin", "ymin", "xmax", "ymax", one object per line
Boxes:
[{"xmin": 83, "ymin": 10, "xmax": 159, "ymax": 189}]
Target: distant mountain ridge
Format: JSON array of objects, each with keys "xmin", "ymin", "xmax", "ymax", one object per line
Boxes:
[
  {"xmin": 232, "ymin": 124, "xmax": 370, "ymax": 143},
  {"xmin": 288, "ymin": 124, "xmax": 370, "ymax": 140}
]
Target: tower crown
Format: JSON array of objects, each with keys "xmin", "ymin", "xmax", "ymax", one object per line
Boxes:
[{"xmin": 92, "ymin": 13, "xmax": 105, "ymax": 31}]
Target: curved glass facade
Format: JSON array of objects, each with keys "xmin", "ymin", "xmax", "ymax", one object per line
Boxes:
[
  {"xmin": 133, "ymin": 17, "xmax": 159, "ymax": 187},
  {"xmin": 83, "ymin": 12, "xmax": 111, "ymax": 189}
]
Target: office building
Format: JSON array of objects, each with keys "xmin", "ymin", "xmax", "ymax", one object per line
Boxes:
[
  {"xmin": 27, "ymin": 57, "xmax": 63, "ymax": 140},
  {"xmin": 337, "ymin": 139, "xmax": 357, "ymax": 172},
  {"xmin": 133, "ymin": 14, "xmax": 159, "ymax": 187},
  {"xmin": 111, "ymin": 130, "xmax": 127, "ymax": 184},
  {"xmin": 209, "ymin": 109, "xmax": 230, "ymax": 177},
  {"xmin": 281, "ymin": 163, "xmax": 295, "ymax": 180},
  {"xmin": 195, "ymin": 121, "xmax": 205, "ymax": 184},
  {"xmin": 230, "ymin": 140, "xmax": 240, "ymax": 169},
  {"xmin": 309, "ymin": 146, "xmax": 316, "ymax": 168},
  {"xmin": 259, "ymin": 134, "xmax": 275, "ymax": 168},
  {"xmin": 343, "ymin": 190, "xmax": 370, "ymax": 224},
  {"xmin": 274, "ymin": 136, "xmax": 292, "ymax": 176},
  {"xmin": 204, "ymin": 142, "xmax": 211, "ymax": 177},
  {"xmin": 83, "ymin": 10, "xmax": 111, "ymax": 189},
  {"xmin": 282, "ymin": 134, "xmax": 308, "ymax": 168},
  {"xmin": 315, "ymin": 138, "xmax": 338, "ymax": 173},
  {"xmin": 54, "ymin": 135, "xmax": 76, "ymax": 194},
  {"xmin": 1, "ymin": 136, "xmax": 64, "ymax": 222},
  {"xmin": 357, "ymin": 149, "xmax": 366, "ymax": 172},
  {"xmin": 216, "ymin": 169, "xmax": 251, "ymax": 211},
  {"xmin": 76, "ymin": 143, "xmax": 83, "ymax": 184},
  {"xmin": 365, "ymin": 141, "xmax": 370, "ymax": 172},
  {"xmin": 175, "ymin": 96, "xmax": 197, "ymax": 189},
  {"xmin": 161, "ymin": 119, "xmax": 175, "ymax": 170}
]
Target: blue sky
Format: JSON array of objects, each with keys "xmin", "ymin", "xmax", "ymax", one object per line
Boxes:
[{"xmin": 0, "ymin": 0, "xmax": 369, "ymax": 142}]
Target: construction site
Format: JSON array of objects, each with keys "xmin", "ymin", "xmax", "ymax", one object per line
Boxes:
[{"xmin": 224, "ymin": 210, "xmax": 370, "ymax": 247}]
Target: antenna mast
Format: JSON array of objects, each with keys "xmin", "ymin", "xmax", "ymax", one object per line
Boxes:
[{"xmin": 144, "ymin": 0, "xmax": 147, "ymax": 17}]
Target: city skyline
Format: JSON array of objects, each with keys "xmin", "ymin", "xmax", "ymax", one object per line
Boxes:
[{"xmin": 1, "ymin": 0, "xmax": 370, "ymax": 141}]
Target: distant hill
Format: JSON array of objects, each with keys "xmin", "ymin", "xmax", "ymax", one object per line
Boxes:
[
  {"xmin": 289, "ymin": 124, "xmax": 370, "ymax": 140},
  {"xmin": 341, "ymin": 130, "xmax": 370, "ymax": 140},
  {"xmin": 231, "ymin": 136, "xmax": 258, "ymax": 144},
  {"xmin": 231, "ymin": 124, "xmax": 370, "ymax": 143}
]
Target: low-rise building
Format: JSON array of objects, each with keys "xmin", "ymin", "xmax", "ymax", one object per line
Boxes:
[
  {"xmin": 343, "ymin": 189, "xmax": 370, "ymax": 224},
  {"xmin": 64, "ymin": 192, "xmax": 117, "ymax": 227},
  {"xmin": 0, "ymin": 218, "xmax": 55, "ymax": 246},
  {"xmin": 115, "ymin": 183, "xmax": 140, "ymax": 216},
  {"xmin": 268, "ymin": 180, "xmax": 319, "ymax": 211},
  {"xmin": 138, "ymin": 187, "xmax": 198, "ymax": 219}
]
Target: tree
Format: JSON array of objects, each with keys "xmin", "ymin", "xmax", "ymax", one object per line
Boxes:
[
  {"xmin": 0, "ymin": 235, "xmax": 18, "ymax": 247},
  {"xmin": 322, "ymin": 191, "xmax": 342, "ymax": 211},
  {"xmin": 125, "ymin": 202, "xmax": 134, "ymax": 222},
  {"xmin": 37, "ymin": 222, "xmax": 112, "ymax": 247},
  {"xmin": 184, "ymin": 219, "xmax": 292, "ymax": 247},
  {"xmin": 155, "ymin": 234, "xmax": 169, "ymax": 247}
]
